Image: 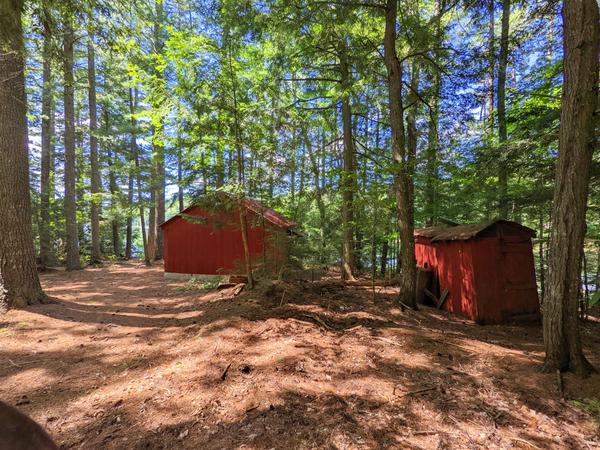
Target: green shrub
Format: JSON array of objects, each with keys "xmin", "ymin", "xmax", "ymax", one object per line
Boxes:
[{"xmin": 572, "ymin": 398, "xmax": 600, "ymax": 423}]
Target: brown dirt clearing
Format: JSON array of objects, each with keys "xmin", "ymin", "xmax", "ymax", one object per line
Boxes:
[{"xmin": 1, "ymin": 262, "xmax": 599, "ymax": 449}]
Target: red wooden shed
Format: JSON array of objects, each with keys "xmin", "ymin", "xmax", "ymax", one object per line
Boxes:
[
  {"xmin": 160, "ymin": 193, "xmax": 297, "ymax": 277},
  {"xmin": 414, "ymin": 220, "xmax": 540, "ymax": 324}
]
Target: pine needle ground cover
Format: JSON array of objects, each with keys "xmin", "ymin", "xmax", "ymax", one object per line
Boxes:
[{"xmin": 1, "ymin": 262, "xmax": 599, "ymax": 449}]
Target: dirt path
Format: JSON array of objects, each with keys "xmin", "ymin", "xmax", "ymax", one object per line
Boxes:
[{"xmin": 1, "ymin": 262, "xmax": 599, "ymax": 449}]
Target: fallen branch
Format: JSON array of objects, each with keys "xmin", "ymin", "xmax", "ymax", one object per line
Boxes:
[
  {"xmin": 511, "ymin": 437, "xmax": 542, "ymax": 450},
  {"xmin": 395, "ymin": 386, "xmax": 436, "ymax": 398},
  {"xmin": 399, "ymin": 301, "xmax": 417, "ymax": 311},
  {"xmin": 301, "ymin": 313, "xmax": 334, "ymax": 331},
  {"xmin": 424, "ymin": 288, "xmax": 437, "ymax": 303},
  {"xmin": 279, "ymin": 289, "xmax": 287, "ymax": 307},
  {"xmin": 221, "ymin": 362, "xmax": 232, "ymax": 381},
  {"xmin": 436, "ymin": 289, "xmax": 449, "ymax": 309},
  {"xmin": 232, "ymin": 283, "xmax": 245, "ymax": 296}
]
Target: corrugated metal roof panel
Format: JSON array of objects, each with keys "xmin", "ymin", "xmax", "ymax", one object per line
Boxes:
[
  {"xmin": 414, "ymin": 220, "xmax": 535, "ymax": 242},
  {"xmin": 160, "ymin": 192, "xmax": 297, "ymax": 231}
]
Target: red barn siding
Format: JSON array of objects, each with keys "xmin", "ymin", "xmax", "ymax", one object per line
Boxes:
[
  {"xmin": 415, "ymin": 221, "xmax": 540, "ymax": 325},
  {"xmin": 162, "ymin": 205, "xmax": 285, "ymax": 275}
]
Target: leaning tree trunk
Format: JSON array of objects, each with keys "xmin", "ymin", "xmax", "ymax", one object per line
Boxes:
[
  {"xmin": 0, "ymin": 0, "xmax": 46, "ymax": 311},
  {"xmin": 87, "ymin": 17, "xmax": 102, "ymax": 264},
  {"xmin": 497, "ymin": 0, "xmax": 510, "ymax": 219},
  {"xmin": 62, "ymin": 13, "xmax": 81, "ymax": 270},
  {"xmin": 384, "ymin": 0, "xmax": 417, "ymax": 308},
  {"xmin": 542, "ymin": 0, "xmax": 599, "ymax": 376}
]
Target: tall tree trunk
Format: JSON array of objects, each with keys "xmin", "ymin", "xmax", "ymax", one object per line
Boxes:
[
  {"xmin": 125, "ymin": 168, "xmax": 134, "ymax": 259},
  {"xmin": 177, "ymin": 134, "xmax": 184, "ymax": 211},
  {"xmin": 339, "ymin": 42, "xmax": 356, "ymax": 281},
  {"xmin": 228, "ymin": 45, "xmax": 254, "ymax": 289},
  {"xmin": 380, "ymin": 235, "xmax": 388, "ymax": 277},
  {"xmin": 146, "ymin": 0, "xmax": 166, "ymax": 261},
  {"xmin": 0, "ymin": 0, "xmax": 46, "ymax": 311},
  {"xmin": 104, "ymin": 108, "xmax": 120, "ymax": 257},
  {"xmin": 216, "ymin": 143, "xmax": 225, "ymax": 188},
  {"xmin": 487, "ymin": 0, "xmax": 495, "ymax": 134},
  {"xmin": 305, "ymin": 128, "xmax": 327, "ymax": 265},
  {"xmin": 542, "ymin": 0, "xmax": 599, "ymax": 376},
  {"xmin": 125, "ymin": 99, "xmax": 134, "ymax": 261},
  {"xmin": 406, "ymin": 63, "xmax": 420, "ymax": 225},
  {"xmin": 596, "ymin": 244, "xmax": 600, "ymax": 294},
  {"xmin": 425, "ymin": 0, "xmax": 444, "ymax": 226},
  {"xmin": 87, "ymin": 18, "xmax": 102, "ymax": 264},
  {"xmin": 62, "ymin": 13, "xmax": 81, "ymax": 270},
  {"xmin": 129, "ymin": 87, "xmax": 150, "ymax": 265},
  {"xmin": 155, "ymin": 0, "xmax": 165, "ymax": 260},
  {"xmin": 147, "ymin": 198, "xmax": 157, "ymax": 261},
  {"xmin": 538, "ymin": 195, "xmax": 546, "ymax": 304},
  {"xmin": 384, "ymin": 0, "xmax": 417, "ymax": 308},
  {"xmin": 39, "ymin": 15, "xmax": 54, "ymax": 268},
  {"xmin": 497, "ymin": 0, "xmax": 510, "ymax": 218}
]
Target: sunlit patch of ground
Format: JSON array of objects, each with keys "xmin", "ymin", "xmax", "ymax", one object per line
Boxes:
[{"xmin": 1, "ymin": 262, "xmax": 599, "ymax": 449}]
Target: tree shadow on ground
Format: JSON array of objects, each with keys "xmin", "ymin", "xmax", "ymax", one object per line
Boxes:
[{"xmin": 1, "ymin": 263, "xmax": 598, "ymax": 449}]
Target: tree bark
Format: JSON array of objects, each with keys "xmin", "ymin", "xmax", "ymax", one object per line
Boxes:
[
  {"xmin": 425, "ymin": 0, "xmax": 444, "ymax": 226},
  {"xmin": 487, "ymin": 0, "xmax": 495, "ymax": 134},
  {"xmin": 125, "ymin": 172, "xmax": 133, "ymax": 259},
  {"xmin": 339, "ymin": 41, "xmax": 356, "ymax": 281},
  {"xmin": 129, "ymin": 86, "xmax": 151, "ymax": 265},
  {"xmin": 39, "ymin": 14, "xmax": 54, "ymax": 268},
  {"xmin": 380, "ymin": 236, "xmax": 388, "ymax": 277},
  {"xmin": 153, "ymin": 0, "xmax": 165, "ymax": 260},
  {"xmin": 228, "ymin": 44, "xmax": 254, "ymax": 289},
  {"xmin": 62, "ymin": 12, "xmax": 81, "ymax": 270},
  {"xmin": 305, "ymin": 128, "xmax": 327, "ymax": 265},
  {"xmin": 542, "ymin": 0, "xmax": 599, "ymax": 376},
  {"xmin": 104, "ymin": 107, "xmax": 120, "ymax": 258},
  {"xmin": 384, "ymin": 0, "xmax": 417, "ymax": 308},
  {"xmin": 177, "ymin": 133, "xmax": 184, "ymax": 211},
  {"xmin": 87, "ymin": 17, "xmax": 102, "ymax": 264},
  {"xmin": 497, "ymin": 0, "xmax": 510, "ymax": 219},
  {"xmin": 406, "ymin": 62, "xmax": 420, "ymax": 226},
  {"xmin": 145, "ymin": 0, "xmax": 165, "ymax": 262},
  {"xmin": 0, "ymin": 0, "xmax": 46, "ymax": 311}
]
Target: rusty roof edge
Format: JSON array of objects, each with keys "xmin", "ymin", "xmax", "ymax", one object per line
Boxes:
[
  {"xmin": 414, "ymin": 219, "xmax": 536, "ymax": 242},
  {"xmin": 160, "ymin": 194, "xmax": 297, "ymax": 231}
]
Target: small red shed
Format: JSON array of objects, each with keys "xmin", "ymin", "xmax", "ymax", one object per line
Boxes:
[
  {"xmin": 160, "ymin": 193, "xmax": 297, "ymax": 277},
  {"xmin": 414, "ymin": 220, "xmax": 540, "ymax": 324}
]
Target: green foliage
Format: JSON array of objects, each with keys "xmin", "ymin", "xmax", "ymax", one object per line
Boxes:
[
  {"xmin": 571, "ymin": 399, "xmax": 600, "ymax": 424},
  {"xmin": 176, "ymin": 276, "xmax": 223, "ymax": 292},
  {"xmin": 22, "ymin": 0, "xmax": 585, "ymax": 289}
]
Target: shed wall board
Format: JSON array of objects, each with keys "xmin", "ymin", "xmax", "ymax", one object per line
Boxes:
[{"xmin": 162, "ymin": 205, "xmax": 281, "ymax": 275}]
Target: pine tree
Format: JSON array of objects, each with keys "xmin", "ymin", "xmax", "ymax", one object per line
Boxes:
[{"xmin": 0, "ymin": 0, "xmax": 46, "ymax": 311}]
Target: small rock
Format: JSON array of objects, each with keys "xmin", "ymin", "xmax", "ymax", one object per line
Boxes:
[{"xmin": 178, "ymin": 429, "xmax": 189, "ymax": 440}]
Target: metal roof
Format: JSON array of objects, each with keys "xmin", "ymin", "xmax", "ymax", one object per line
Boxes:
[
  {"xmin": 160, "ymin": 192, "xmax": 297, "ymax": 231},
  {"xmin": 414, "ymin": 219, "xmax": 536, "ymax": 242}
]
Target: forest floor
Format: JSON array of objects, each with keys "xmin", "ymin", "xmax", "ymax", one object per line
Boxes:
[{"xmin": 1, "ymin": 262, "xmax": 600, "ymax": 450}]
